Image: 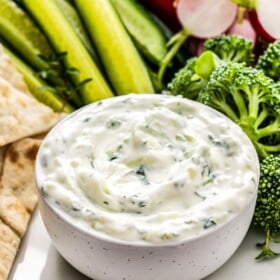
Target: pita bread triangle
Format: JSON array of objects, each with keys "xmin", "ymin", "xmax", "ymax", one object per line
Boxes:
[
  {"xmin": 0, "ymin": 218, "xmax": 20, "ymax": 280},
  {"xmin": 0, "ymin": 76, "xmax": 64, "ymax": 147},
  {"xmin": 1, "ymin": 138, "xmax": 41, "ymax": 213}
]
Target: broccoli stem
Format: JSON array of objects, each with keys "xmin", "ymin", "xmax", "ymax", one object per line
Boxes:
[
  {"xmin": 255, "ymin": 228, "xmax": 279, "ymax": 260},
  {"xmin": 213, "ymin": 99, "xmax": 239, "ymax": 122},
  {"xmin": 231, "ymin": 90, "xmax": 248, "ymax": 122},
  {"xmin": 261, "ymin": 143, "xmax": 280, "ymax": 153},
  {"xmin": 248, "ymin": 90, "xmax": 263, "ymax": 122},
  {"xmin": 258, "ymin": 121, "xmax": 280, "ymax": 138},
  {"xmin": 158, "ymin": 29, "xmax": 189, "ymax": 83},
  {"xmin": 254, "ymin": 108, "xmax": 269, "ymax": 129}
]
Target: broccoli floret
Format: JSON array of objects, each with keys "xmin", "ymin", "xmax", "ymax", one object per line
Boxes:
[
  {"xmin": 253, "ymin": 154, "xmax": 280, "ymax": 260},
  {"xmin": 168, "ymin": 57, "xmax": 207, "ymax": 100},
  {"xmin": 204, "ymin": 35, "xmax": 255, "ymax": 65},
  {"xmin": 198, "ymin": 62, "xmax": 244, "ymax": 121},
  {"xmin": 198, "ymin": 62, "xmax": 280, "ymax": 158},
  {"xmin": 256, "ymin": 39, "xmax": 280, "ymax": 81}
]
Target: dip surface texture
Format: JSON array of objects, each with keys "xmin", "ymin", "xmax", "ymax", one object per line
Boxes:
[{"xmin": 37, "ymin": 94, "xmax": 259, "ymax": 243}]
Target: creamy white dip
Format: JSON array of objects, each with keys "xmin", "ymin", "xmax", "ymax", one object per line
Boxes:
[{"xmin": 37, "ymin": 94, "xmax": 259, "ymax": 243}]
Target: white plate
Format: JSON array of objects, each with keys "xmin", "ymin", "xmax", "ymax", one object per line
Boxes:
[{"xmin": 10, "ymin": 209, "xmax": 280, "ymax": 280}]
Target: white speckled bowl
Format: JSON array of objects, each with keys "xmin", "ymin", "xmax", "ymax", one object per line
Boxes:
[{"xmin": 35, "ymin": 95, "xmax": 260, "ymax": 280}]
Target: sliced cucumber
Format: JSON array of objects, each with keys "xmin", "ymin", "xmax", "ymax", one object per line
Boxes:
[
  {"xmin": 75, "ymin": 0, "xmax": 154, "ymax": 95},
  {"xmin": 3, "ymin": 45, "xmax": 74, "ymax": 113},
  {"xmin": 22, "ymin": 0, "xmax": 114, "ymax": 104},
  {"xmin": 0, "ymin": 0, "xmax": 53, "ymax": 70},
  {"xmin": 55, "ymin": 0, "xmax": 100, "ymax": 64},
  {"xmin": 111, "ymin": 0, "xmax": 168, "ymax": 66}
]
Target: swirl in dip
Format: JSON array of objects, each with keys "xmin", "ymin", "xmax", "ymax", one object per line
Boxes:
[{"xmin": 36, "ymin": 94, "xmax": 259, "ymax": 243}]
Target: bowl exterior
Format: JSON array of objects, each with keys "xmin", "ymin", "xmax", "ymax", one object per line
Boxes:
[{"xmin": 38, "ymin": 192, "xmax": 257, "ymax": 280}]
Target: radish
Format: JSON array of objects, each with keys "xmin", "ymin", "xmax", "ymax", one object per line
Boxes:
[
  {"xmin": 227, "ymin": 17, "xmax": 257, "ymax": 45},
  {"xmin": 176, "ymin": 0, "xmax": 238, "ymax": 38},
  {"xmin": 249, "ymin": 0, "xmax": 280, "ymax": 41},
  {"xmin": 158, "ymin": 0, "xmax": 238, "ymax": 82}
]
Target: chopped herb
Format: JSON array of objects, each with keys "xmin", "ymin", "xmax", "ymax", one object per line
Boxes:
[
  {"xmin": 72, "ymin": 204, "xmax": 81, "ymax": 212},
  {"xmin": 103, "ymin": 201, "xmax": 109, "ymax": 205},
  {"xmin": 208, "ymin": 135, "xmax": 230, "ymax": 150},
  {"xmin": 109, "ymin": 156, "xmax": 118, "ymax": 161},
  {"xmin": 194, "ymin": 191, "xmax": 206, "ymax": 200},
  {"xmin": 174, "ymin": 182, "xmax": 185, "ymax": 190},
  {"xmin": 135, "ymin": 165, "xmax": 150, "ymax": 185},
  {"xmin": 176, "ymin": 134, "xmax": 194, "ymax": 142},
  {"xmin": 138, "ymin": 201, "xmax": 146, "ymax": 208},
  {"xmin": 160, "ymin": 233, "xmax": 178, "ymax": 240},
  {"xmin": 107, "ymin": 145, "xmax": 123, "ymax": 161},
  {"xmin": 202, "ymin": 178, "xmax": 214, "ymax": 186},
  {"xmin": 107, "ymin": 119, "xmax": 121, "ymax": 129},
  {"xmin": 117, "ymin": 144, "xmax": 123, "ymax": 152},
  {"xmin": 83, "ymin": 117, "xmax": 91, "ymax": 123},
  {"xmin": 167, "ymin": 143, "xmax": 174, "ymax": 149},
  {"xmin": 202, "ymin": 218, "xmax": 217, "ymax": 229},
  {"xmin": 201, "ymin": 164, "xmax": 211, "ymax": 177},
  {"xmin": 136, "ymin": 165, "xmax": 145, "ymax": 176}
]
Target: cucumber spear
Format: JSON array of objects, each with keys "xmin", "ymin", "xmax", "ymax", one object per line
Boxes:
[
  {"xmin": 74, "ymin": 0, "xmax": 154, "ymax": 95},
  {"xmin": 0, "ymin": 0, "xmax": 52, "ymax": 70},
  {"xmin": 22, "ymin": 0, "xmax": 114, "ymax": 104}
]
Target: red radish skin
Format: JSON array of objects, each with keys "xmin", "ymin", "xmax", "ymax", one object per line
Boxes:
[
  {"xmin": 227, "ymin": 18, "xmax": 257, "ymax": 45},
  {"xmin": 176, "ymin": 0, "xmax": 238, "ymax": 38},
  {"xmin": 249, "ymin": 11, "xmax": 275, "ymax": 41},
  {"xmin": 140, "ymin": 0, "xmax": 181, "ymax": 31},
  {"xmin": 195, "ymin": 39, "xmax": 206, "ymax": 56},
  {"xmin": 249, "ymin": 0, "xmax": 280, "ymax": 41}
]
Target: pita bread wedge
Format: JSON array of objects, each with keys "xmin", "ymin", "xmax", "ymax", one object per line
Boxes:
[
  {"xmin": 0, "ymin": 77, "xmax": 63, "ymax": 147},
  {"xmin": 0, "ymin": 45, "xmax": 30, "ymax": 95},
  {"xmin": 1, "ymin": 138, "xmax": 41, "ymax": 212},
  {"xmin": 0, "ymin": 194, "xmax": 30, "ymax": 237},
  {"xmin": 0, "ymin": 137, "xmax": 42, "ymax": 279},
  {"xmin": 0, "ymin": 219, "xmax": 20, "ymax": 280}
]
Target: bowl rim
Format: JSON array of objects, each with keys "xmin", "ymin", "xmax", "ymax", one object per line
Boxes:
[{"xmin": 35, "ymin": 94, "xmax": 260, "ymax": 248}]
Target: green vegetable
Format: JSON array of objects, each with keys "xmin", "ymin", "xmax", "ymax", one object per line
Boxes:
[
  {"xmin": 111, "ymin": 0, "xmax": 168, "ymax": 66},
  {"xmin": 204, "ymin": 35, "xmax": 255, "ymax": 66},
  {"xmin": 55, "ymin": 0, "xmax": 100, "ymax": 64},
  {"xmin": 168, "ymin": 57, "xmax": 207, "ymax": 100},
  {"xmin": 168, "ymin": 35, "xmax": 255, "ymax": 99},
  {"xmin": 0, "ymin": 0, "xmax": 53, "ymax": 70},
  {"xmin": 253, "ymin": 154, "xmax": 280, "ymax": 260},
  {"xmin": 74, "ymin": 0, "xmax": 154, "ymax": 95},
  {"xmin": 256, "ymin": 39, "xmax": 280, "ymax": 81},
  {"xmin": 230, "ymin": 0, "xmax": 257, "ymax": 9},
  {"xmin": 197, "ymin": 55, "xmax": 280, "ymax": 158},
  {"xmin": 3, "ymin": 45, "xmax": 74, "ymax": 113},
  {"xmin": 22, "ymin": 0, "xmax": 114, "ymax": 104}
]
